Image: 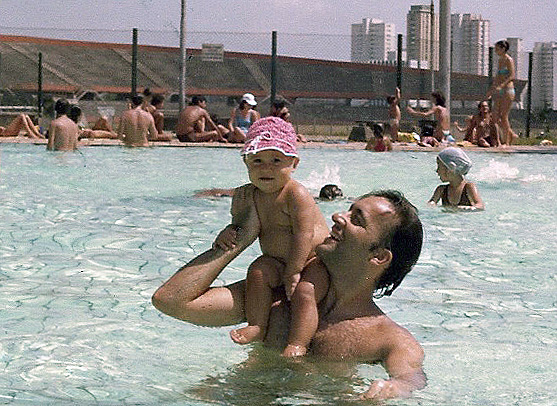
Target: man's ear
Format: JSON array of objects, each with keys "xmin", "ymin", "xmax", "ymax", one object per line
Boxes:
[{"xmin": 369, "ymin": 248, "xmax": 392, "ymax": 267}]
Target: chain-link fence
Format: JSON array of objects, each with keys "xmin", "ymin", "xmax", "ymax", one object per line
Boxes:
[{"xmin": 0, "ymin": 26, "xmax": 552, "ymax": 139}]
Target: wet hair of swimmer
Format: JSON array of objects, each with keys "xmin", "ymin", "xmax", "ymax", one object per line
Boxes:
[{"xmin": 319, "ymin": 184, "xmax": 344, "ymax": 201}]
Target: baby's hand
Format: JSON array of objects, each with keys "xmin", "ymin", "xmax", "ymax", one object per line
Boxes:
[
  {"xmin": 283, "ymin": 273, "xmax": 301, "ymax": 300},
  {"xmin": 213, "ymin": 225, "xmax": 238, "ymax": 251}
]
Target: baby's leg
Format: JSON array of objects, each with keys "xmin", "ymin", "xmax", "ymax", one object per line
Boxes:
[
  {"xmin": 282, "ymin": 258, "xmax": 330, "ymax": 357},
  {"xmin": 230, "ymin": 255, "xmax": 283, "ymax": 344}
]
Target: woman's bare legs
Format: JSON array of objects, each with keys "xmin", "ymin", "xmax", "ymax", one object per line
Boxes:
[
  {"xmin": 493, "ymin": 94, "xmax": 517, "ymax": 145},
  {"xmin": 0, "ymin": 114, "xmax": 42, "ymax": 138}
]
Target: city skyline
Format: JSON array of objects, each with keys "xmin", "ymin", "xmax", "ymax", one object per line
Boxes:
[{"xmin": 0, "ymin": 0, "xmax": 554, "ymax": 53}]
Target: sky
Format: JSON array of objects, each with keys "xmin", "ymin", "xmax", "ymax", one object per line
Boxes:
[{"xmin": 0, "ymin": 0, "xmax": 555, "ymax": 60}]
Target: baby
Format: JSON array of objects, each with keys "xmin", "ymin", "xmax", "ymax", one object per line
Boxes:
[
  {"xmin": 213, "ymin": 117, "xmax": 329, "ymax": 349},
  {"xmin": 428, "ymin": 147, "xmax": 484, "ymax": 210}
]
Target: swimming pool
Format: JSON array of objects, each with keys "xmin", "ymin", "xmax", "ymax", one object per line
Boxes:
[{"xmin": 0, "ymin": 144, "xmax": 555, "ymax": 405}]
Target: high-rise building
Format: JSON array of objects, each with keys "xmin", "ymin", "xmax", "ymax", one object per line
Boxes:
[
  {"xmin": 532, "ymin": 41, "xmax": 557, "ymax": 110},
  {"xmin": 351, "ymin": 18, "xmax": 396, "ymax": 63},
  {"xmin": 506, "ymin": 37, "xmax": 525, "ymax": 80},
  {"xmin": 406, "ymin": 4, "xmax": 439, "ymax": 69},
  {"xmin": 451, "ymin": 14, "xmax": 490, "ymax": 76}
]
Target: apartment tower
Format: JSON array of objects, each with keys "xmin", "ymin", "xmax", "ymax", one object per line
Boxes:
[
  {"xmin": 451, "ymin": 14, "xmax": 490, "ymax": 76},
  {"xmin": 406, "ymin": 4, "xmax": 439, "ymax": 69},
  {"xmin": 351, "ymin": 18, "xmax": 396, "ymax": 63}
]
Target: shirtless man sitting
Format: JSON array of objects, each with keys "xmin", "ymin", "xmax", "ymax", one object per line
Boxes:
[
  {"xmin": 117, "ymin": 95, "xmax": 158, "ymax": 147},
  {"xmin": 407, "ymin": 91, "xmax": 451, "ymax": 143},
  {"xmin": 152, "ymin": 189, "xmax": 426, "ymax": 401},
  {"xmin": 47, "ymin": 98, "xmax": 79, "ymax": 151},
  {"xmin": 175, "ymin": 95, "xmax": 227, "ymax": 143}
]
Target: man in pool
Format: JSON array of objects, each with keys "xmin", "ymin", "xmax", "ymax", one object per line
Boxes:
[
  {"xmin": 47, "ymin": 98, "xmax": 79, "ymax": 151},
  {"xmin": 152, "ymin": 189, "xmax": 426, "ymax": 400},
  {"xmin": 118, "ymin": 95, "xmax": 159, "ymax": 147}
]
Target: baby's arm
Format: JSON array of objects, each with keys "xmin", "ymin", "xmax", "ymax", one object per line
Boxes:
[
  {"xmin": 213, "ymin": 184, "xmax": 259, "ymax": 251},
  {"xmin": 283, "ymin": 183, "xmax": 318, "ymax": 299},
  {"xmin": 428, "ymin": 185, "xmax": 444, "ymax": 206}
]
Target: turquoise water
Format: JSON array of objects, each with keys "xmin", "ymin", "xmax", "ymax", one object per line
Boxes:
[{"xmin": 0, "ymin": 144, "xmax": 556, "ymax": 405}]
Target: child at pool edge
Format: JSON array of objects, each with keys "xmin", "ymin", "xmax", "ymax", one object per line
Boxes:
[
  {"xmin": 212, "ymin": 116, "xmax": 330, "ymax": 356},
  {"xmin": 428, "ymin": 147, "xmax": 484, "ymax": 210}
]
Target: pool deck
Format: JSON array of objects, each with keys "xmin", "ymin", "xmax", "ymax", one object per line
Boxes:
[{"xmin": 2, "ymin": 136, "xmax": 557, "ymax": 154}]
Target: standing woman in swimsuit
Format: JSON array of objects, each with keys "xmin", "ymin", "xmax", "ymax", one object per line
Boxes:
[
  {"xmin": 487, "ymin": 40, "xmax": 518, "ymax": 145},
  {"xmin": 429, "ymin": 147, "xmax": 484, "ymax": 210},
  {"xmin": 227, "ymin": 93, "xmax": 260, "ymax": 143}
]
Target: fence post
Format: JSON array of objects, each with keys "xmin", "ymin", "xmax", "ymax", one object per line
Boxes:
[
  {"xmin": 488, "ymin": 46, "xmax": 494, "ymax": 110},
  {"xmin": 525, "ymin": 52, "xmax": 533, "ymax": 138},
  {"xmin": 179, "ymin": 0, "xmax": 187, "ymax": 111},
  {"xmin": 38, "ymin": 52, "xmax": 43, "ymax": 117},
  {"xmin": 396, "ymin": 34, "xmax": 403, "ymax": 90},
  {"xmin": 271, "ymin": 31, "xmax": 277, "ymax": 106},
  {"xmin": 131, "ymin": 28, "xmax": 138, "ymax": 97}
]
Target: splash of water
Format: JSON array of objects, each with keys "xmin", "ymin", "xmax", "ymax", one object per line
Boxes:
[
  {"xmin": 301, "ymin": 164, "xmax": 342, "ymax": 193},
  {"xmin": 475, "ymin": 159, "xmax": 519, "ymax": 182}
]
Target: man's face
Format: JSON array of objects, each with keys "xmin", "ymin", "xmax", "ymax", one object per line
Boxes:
[{"xmin": 317, "ymin": 196, "xmax": 397, "ymax": 264}]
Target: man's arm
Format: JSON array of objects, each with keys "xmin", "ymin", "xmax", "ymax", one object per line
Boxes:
[
  {"xmin": 146, "ymin": 114, "xmax": 158, "ymax": 141},
  {"xmin": 151, "ymin": 184, "xmax": 259, "ymax": 326},
  {"xmin": 406, "ymin": 106, "xmax": 435, "ymax": 118},
  {"xmin": 362, "ymin": 327, "xmax": 426, "ymax": 400}
]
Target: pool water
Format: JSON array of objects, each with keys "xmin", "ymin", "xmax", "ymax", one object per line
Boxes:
[{"xmin": 0, "ymin": 144, "xmax": 555, "ymax": 405}]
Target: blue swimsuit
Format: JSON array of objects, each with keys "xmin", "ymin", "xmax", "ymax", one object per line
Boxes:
[{"xmin": 235, "ymin": 111, "xmax": 253, "ymax": 133}]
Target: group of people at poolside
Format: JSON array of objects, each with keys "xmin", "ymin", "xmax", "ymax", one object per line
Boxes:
[
  {"xmin": 370, "ymin": 39, "xmax": 519, "ymax": 149},
  {"xmin": 152, "ymin": 111, "xmax": 484, "ymax": 400}
]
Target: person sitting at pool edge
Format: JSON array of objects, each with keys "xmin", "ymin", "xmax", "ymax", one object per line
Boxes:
[
  {"xmin": 365, "ymin": 123, "xmax": 392, "ymax": 152},
  {"xmin": 407, "ymin": 91, "xmax": 452, "ymax": 143},
  {"xmin": 0, "ymin": 113, "xmax": 44, "ymax": 138},
  {"xmin": 47, "ymin": 98, "xmax": 79, "ymax": 151},
  {"xmin": 152, "ymin": 189, "xmax": 426, "ymax": 400},
  {"xmin": 117, "ymin": 95, "xmax": 159, "ymax": 147},
  {"xmin": 429, "ymin": 147, "xmax": 484, "ymax": 210},
  {"xmin": 175, "ymin": 95, "xmax": 227, "ymax": 143}
]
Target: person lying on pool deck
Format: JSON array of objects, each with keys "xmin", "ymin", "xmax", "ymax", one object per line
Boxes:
[{"xmin": 152, "ymin": 189, "xmax": 426, "ymax": 401}]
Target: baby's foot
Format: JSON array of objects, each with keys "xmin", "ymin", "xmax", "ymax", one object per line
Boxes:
[
  {"xmin": 281, "ymin": 344, "xmax": 307, "ymax": 358},
  {"xmin": 230, "ymin": 326, "xmax": 262, "ymax": 344}
]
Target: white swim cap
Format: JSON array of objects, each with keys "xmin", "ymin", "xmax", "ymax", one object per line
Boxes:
[{"xmin": 438, "ymin": 147, "xmax": 472, "ymax": 176}]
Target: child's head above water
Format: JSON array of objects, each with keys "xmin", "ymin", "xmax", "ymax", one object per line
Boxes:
[
  {"xmin": 437, "ymin": 147, "xmax": 472, "ymax": 176},
  {"xmin": 241, "ymin": 116, "xmax": 298, "ymax": 158},
  {"xmin": 319, "ymin": 184, "xmax": 343, "ymax": 201},
  {"xmin": 241, "ymin": 117, "xmax": 300, "ymax": 193}
]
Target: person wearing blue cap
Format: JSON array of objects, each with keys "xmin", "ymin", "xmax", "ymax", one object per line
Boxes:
[{"xmin": 428, "ymin": 147, "xmax": 484, "ymax": 210}]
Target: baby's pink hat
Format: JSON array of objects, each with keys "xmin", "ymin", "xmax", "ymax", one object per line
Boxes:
[{"xmin": 241, "ymin": 116, "xmax": 298, "ymax": 157}]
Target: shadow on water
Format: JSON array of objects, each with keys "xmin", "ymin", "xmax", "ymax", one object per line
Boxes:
[{"xmin": 186, "ymin": 346, "xmax": 366, "ymax": 406}]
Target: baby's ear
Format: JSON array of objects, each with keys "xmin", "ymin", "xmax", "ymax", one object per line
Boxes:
[{"xmin": 292, "ymin": 157, "xmax": 300, "ymax": 169}]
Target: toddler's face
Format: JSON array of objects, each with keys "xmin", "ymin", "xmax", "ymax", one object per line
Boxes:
[
  {"xmin": 244, "ymin": 150, "xmax": 298, "ymax": 193},
  {"xmin": 436, "ymin": 158, "xmax": 452, "ymax": 182}
]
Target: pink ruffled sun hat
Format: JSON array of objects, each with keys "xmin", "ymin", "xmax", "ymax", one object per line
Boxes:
[{"xmin": 241, "ymin": 116, "xmax": 298, "ymax": 157}]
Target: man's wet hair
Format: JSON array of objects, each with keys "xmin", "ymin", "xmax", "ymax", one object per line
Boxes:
[
  {"xmin": 386, "ymin": 95, "xmax": 396, "ymax": 104},
  {"xmin": 190, "ymin": 95, "xmax": 206, "ymax": 106},
  {"xmin": 68, "ymin": 105, "xmax": 82, "ymax": 123},
  {"xmin": 131, "ymin": 95, "xmax": 143, "ymax": 107},
  {"xmin": 54, "ymin": 98, "xmax": 70, "ymax": 115},
  {"xmin": 151, "ymin": 94, "xmax": 165, "ymax": 106},
  {"xmin": 359, "ymin": 190, "xmax": 423, "ymax": 298},
  {"xmin": 319, "ymin": 184, "xmax": 343, "ymax": 201}
]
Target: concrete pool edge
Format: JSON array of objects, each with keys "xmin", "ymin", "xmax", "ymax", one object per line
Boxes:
[{"xmin": 2, "ymin": 136, "xmax": 557, "ymax": 154}]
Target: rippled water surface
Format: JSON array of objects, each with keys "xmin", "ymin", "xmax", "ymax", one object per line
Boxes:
[{"xmin": 0, "ymin": 144, "xmax": 555, "ymax": 405}]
